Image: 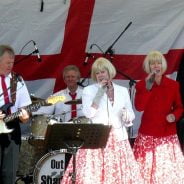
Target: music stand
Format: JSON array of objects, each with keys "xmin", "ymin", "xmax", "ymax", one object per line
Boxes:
[{"xmin": 44, "ymin": 123, "xmax": 111, "ymax": 184}]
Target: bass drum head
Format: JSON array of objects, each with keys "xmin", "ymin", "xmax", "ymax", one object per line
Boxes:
[{"xmin": 33, "ymin": 149, "xmax": 72, "ymax": 184}]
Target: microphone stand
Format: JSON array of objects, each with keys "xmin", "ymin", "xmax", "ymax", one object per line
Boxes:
[
  {"xmin": 114, "ymin": 68, "xmax": 136, "ymax": 140},
  {"xmin": 78, "ymin": 44, "xmax": 105, "ymax": 87},
  {"xmin": 14, "ymin": 40, "xmax": 40, "ymax": 65},
  {"xmin": 90, "ymin": 21, "xmax": 136, "ymax": 90},
  {"xmin": 103, "ymin": 21, "xmax": 136, "ymax": 93},
  {"xmin": 104, "ymin": 22, "xmax": 132, "ymax": 56},
  {"xmin": 81, "ymin": 22, "xmax": 135, "ymax": 90},
  {"xmin": 103, "ymin": 22, "xmax": 135, "ymax": 140},
  {"xmin": 14, "ymin": 49, "xmax": 38, "ymax": 65}
]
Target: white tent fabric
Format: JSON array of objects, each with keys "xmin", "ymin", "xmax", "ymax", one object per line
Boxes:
[
  {"xmin": 88, "ymin": 0, "xmax": 184, "ymax": 54},
  {"xmin": 0, "ymin": 0, "xmax": 183, "ymax": 137}
]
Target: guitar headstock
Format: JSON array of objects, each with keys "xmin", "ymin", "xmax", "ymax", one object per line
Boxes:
[{"xmin": 46, "ymin": 95, "xmax": 66, "ymax": 105}]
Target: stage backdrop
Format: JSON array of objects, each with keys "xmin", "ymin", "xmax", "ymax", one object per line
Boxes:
[{"xmin": 0, "ymin": 0, "xmax": 183, "ymax": 137}]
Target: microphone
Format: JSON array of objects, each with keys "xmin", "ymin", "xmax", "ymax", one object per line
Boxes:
[
  {"xmin": 32, "ymin": 41, "xmax": 41, "ymax": 62},
  {"xmin": 146, "ymin": 70, "xmax": 160, "ymax": 90},
  {"xmin": 83, "ymin": 53, "xmax": 91, "ymax": 65},
  {"xmin": 124, "ymin": 21, "xmax": 132, "ymax": 33},
  {"xmin": 90, "ymin": 44, "xmax": 93, "ymax": 49},
  {"xmin": 99, "ymin": 78, "xmax": 110, "ymax": 89},
  {"xmin": 146, "ymin": 73, "xmax": 155, "ymax": 91},
  {"xmin": 83, "ymin": 43, "xmax": 104, "ymax": 65},
  {"xmin": 149, "ymin": 73, "xmax": 155, "ymax": 83},
  {"xmin": 40, "ymin": 0, "xmax": 44, "ymax": 12}
]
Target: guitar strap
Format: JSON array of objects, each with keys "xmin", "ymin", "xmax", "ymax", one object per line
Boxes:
[{"xmin": 10, "ymin": 72, "xmax": 18, "ymax": 105}]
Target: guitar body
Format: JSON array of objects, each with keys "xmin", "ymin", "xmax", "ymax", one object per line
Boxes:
[
  {"xmin": 0, "ymin": 103, "xmax": 14, "ymax": 134},
  {"xmin": 0, "ymin": 103, "xmax": 14, "ymax": 114}
]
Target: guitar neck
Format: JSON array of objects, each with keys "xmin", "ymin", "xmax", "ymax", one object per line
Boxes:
[{"xmin": 4, "ymin": 100, "xmax": 47, "ymax": 123}]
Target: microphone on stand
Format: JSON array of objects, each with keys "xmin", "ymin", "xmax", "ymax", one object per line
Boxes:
[
  {"xmin": 83, "ymin": 44, "xmax": 98, "ymax": 65},
  {"xmin": 32, "ymin": 41, "xmax": 42, "ymax": 62},
  {"xmin": 81, "ymin": 44, "xmax": 100, "ymax": 86},
  {"xmin": 83, "ymin": 53, "xmax": 91, "ymax": 65}
]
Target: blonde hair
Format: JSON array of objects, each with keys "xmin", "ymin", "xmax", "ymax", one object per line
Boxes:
[
  {"xmin": 62, "ymin": 65, "xmax": 81, "ymax": 79},
  {"xmin": 143, "ymin": 50, "xmax": 167, "ymax": 74},
  {"xmin": 91, "ymin": 57, "xmax": 116, "ymax": 81}
]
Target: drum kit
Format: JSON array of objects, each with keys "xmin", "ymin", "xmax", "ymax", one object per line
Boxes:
[{"xmin": 16, "ymin": 96, "xmax": 88, "ymax": 184}]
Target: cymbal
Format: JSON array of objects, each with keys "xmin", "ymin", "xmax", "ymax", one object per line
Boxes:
[{"xmin": 65, "ymin": 99, "xmax": 82, "ymax": 105}]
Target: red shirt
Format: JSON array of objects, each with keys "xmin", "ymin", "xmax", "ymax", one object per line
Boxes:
[{"xmin": 135, "ymin": 76, "xmax": 183, "ymax": 137}]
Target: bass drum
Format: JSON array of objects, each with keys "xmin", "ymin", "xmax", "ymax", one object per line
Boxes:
[
  {"xmin": 30, "ymin": 115, "xmax": 50, "ymax": 138},
  {"xmin": 29, "ymin": 115, "xmax": 50, "ymax": 147},
  {"xmin": 33, "ymin": 149, "xmax": 72, "ymax": 184},
  {"xmin": 17, "ymin": 136, "xmax": 46, "ymax": 177}
]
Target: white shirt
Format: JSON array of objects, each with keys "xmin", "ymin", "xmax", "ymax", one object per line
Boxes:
[
  {"xmin": 34, "ymin": 86, "xmax": 84, "ymax": 122},
  {"xmin": 82, "ymin": 83, "xmax": 135, "ymax": 141},
  {"xmin": 0, "ymin": 73, "xmax": 32, "ymax": 112}
]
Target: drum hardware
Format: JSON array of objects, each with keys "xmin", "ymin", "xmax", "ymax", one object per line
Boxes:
[
  {"xmin": 70, "ymin": 116, "xmax": 92, "ymax": 124},
  {"xmin": 62, "ymin": 109, "xmax": 81, "ymax": 122},
  {"xmin": 64, "ymin": 99, "xmax": 82, "ymax": 105},
  {"xmin": 60, "ymin": 107, "xmax": 83, "ymax": 122},
  {"xmin": 28, "ymin": 135, "xmax": 46, "ymax": 148},
  {"xmin": 15, "ymin": 174, "xmax": 33, "ymax": 184},
  {"xmin": 66, "ymin": 141, "xmax": 84, "ymax": 184},
  {"xmin": 48, "ymin": 114, "xmax": 64, "ymax": 123},
  {"xmin": 72, "ymin": 117, "xmax": 82, "ymax": 124}
]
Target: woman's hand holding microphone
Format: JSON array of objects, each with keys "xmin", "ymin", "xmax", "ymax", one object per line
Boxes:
[
  {"xmin": 92, "ymin": 78, "xmax": 110, "ymax": 108},
  {"xmin": 145, "ymin": 70, "xmax": 160, "ymax": 90}
]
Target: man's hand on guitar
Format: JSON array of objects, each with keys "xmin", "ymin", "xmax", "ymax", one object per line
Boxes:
[
  {"xmin": 19, "ymin": 108, "xmax": 29, "ymax": 123},
  {"xmin": 0, "ymin": 111, "xmax": 5, "ymax": 120}
]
